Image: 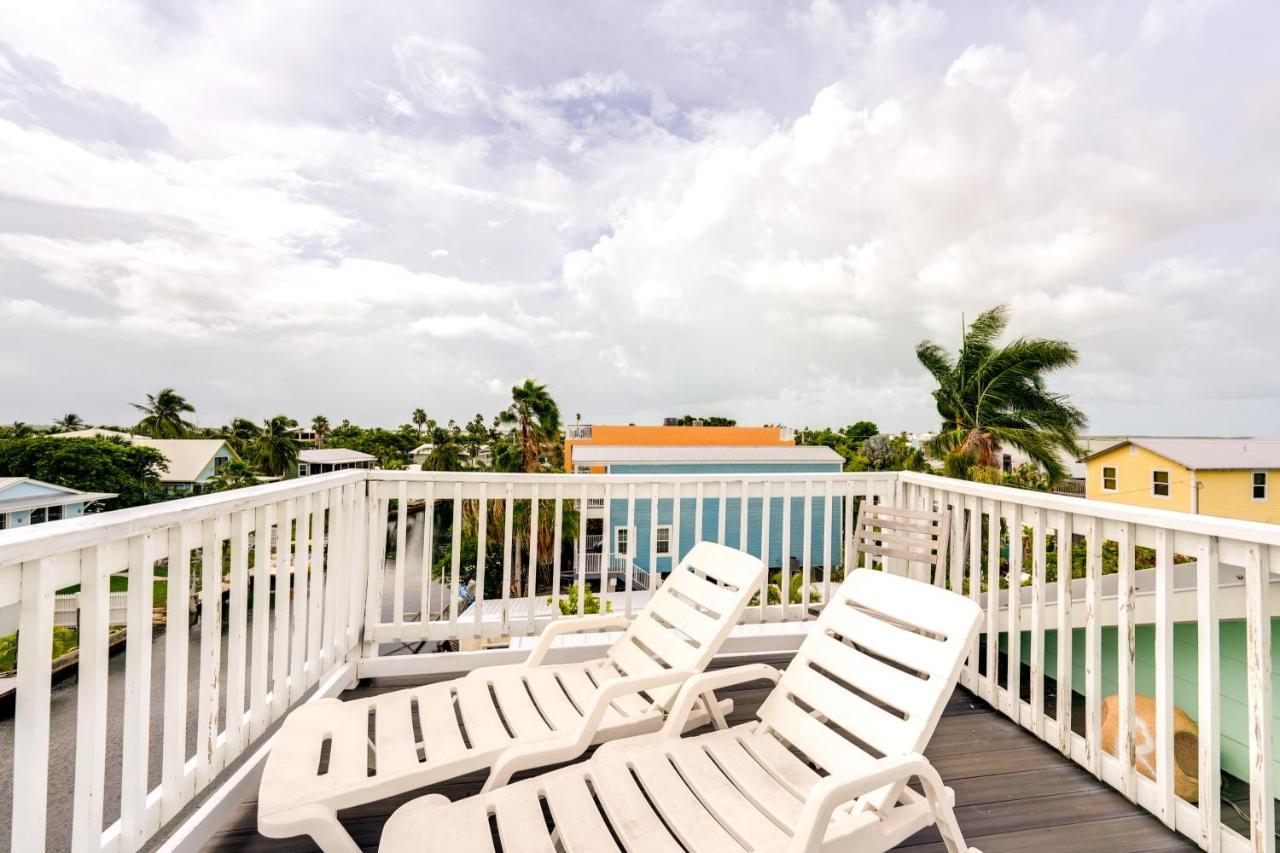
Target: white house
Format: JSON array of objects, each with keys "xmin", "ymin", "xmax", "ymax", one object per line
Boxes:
[
  {"xmin": 0, "ymin": 477, "xmax": 116, "ymax": 530},
  {"xmin": 297, "ymin": 448, "xmax": 376, "ymax": 476}
]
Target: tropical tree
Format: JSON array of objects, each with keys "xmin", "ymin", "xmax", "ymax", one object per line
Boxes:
[
  {"xmin": 412, "ymin": 408, "xmax": 428, "ymax": 435},
  {"xmin": 421, "ymin": 440, "xmax": 465, "ymax": 472},
  {"xmin": 53, "ymin": 413, "xmax": 86, "ymax": 432},
  {"xmin": 2, "ymin": 422, "xmax": 35, "ymax": 439},
  {"xmin": 223, "ymin": 417, "xmax": 261, "ymax": 456},
  {"xmin": 205, "ymin": 459, "xmax": 260, "ymax": 492},
  {"xmin": 310, "ymin": 415, "xmax": 330, "ymax": 447},
  {"xmin": 0, "ymin": 436, "xmax": 166, "ymax": 508},
  {"xmin": 252, "ymin": 415, "xmax": 300, "ymax": 476},
  {"xmin": 131, "ymin": 388, "xmax": 196, "ymax": 438},
  {"xmin": 497, "ymin": 379, "xmax": 561, "ymax": 473},
  {"xmin": 915, "ymin": 306, "xmax": 1086, "ymax": 484}
]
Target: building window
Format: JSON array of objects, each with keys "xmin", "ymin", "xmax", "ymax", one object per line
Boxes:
[
  {"xmin": 1002, "ymin": 454, "xmax": 1012, "ymax": 473},
  {"xmin": 1254, "ymin": 471, "xmax": 1268, "ymax": 501},
  {"xmin": 0, "ymin": 513, "xmax": 6, "ymax": 530},
  {"xmin": 30, "ymin": 507, "xmax": 47, "ymax": 524},
  {"xmin": 656, "ymin": 525, "xmax": 672, "ymax": 556},
  {"xmin": 1102, "ymin": 466, "xmax": 1117, "ymax": 492},
  {"xmin": 47, "ymin": 505, "xmax": 63, "ymax": 522},
  {"xmin": 1152, "ymin": 470, "xmax": 1170, "ymax": 498},
  {"xmin": 615, "ymin": 526, "xmax": 629, "ymax": 556}
]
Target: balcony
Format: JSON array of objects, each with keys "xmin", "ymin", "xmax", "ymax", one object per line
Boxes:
[{"xmin": 2, "ymin": 469, "xmax": 1279, "ymax": 852}]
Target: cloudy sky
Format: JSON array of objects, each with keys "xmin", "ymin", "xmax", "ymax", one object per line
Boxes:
[{"xmin": 2, "ymin": 0, "xmax": 1277, "ymax": 434}]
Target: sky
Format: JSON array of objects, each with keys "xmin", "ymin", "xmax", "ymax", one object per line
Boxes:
[{"xmin": 1, "ymin": 0, "xmax": 1278, "ymax": 434}]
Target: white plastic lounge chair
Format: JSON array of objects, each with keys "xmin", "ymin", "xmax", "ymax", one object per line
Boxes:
[
  {"xmin": 380, "ymin": 566, "xmax": 984, "ymax": 853},
  {"xmin": 258, "ymin": 541, "xmax": 766, "ymax": 852}
]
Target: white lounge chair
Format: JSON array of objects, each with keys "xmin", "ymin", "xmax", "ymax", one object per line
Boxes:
[
  {"xmin": 380, "ymin": 566, "xmax": 983, "ymax": 853},
  {"xmin": 258, "ymin": 541, "xmax": 766, "ymax": 852}
]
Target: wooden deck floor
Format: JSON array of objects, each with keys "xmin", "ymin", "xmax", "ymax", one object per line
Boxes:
[{"xmin": 207, "ymin": 653, "xmax": 1196, "ymax": 853}]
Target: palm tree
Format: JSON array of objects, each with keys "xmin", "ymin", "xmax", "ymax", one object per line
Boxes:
[
  {"xmin": 311, "ymin": 415, "xmax": 330, "ymax": 447},
  {"xmin": 422, "ymin": 440, "xmax": 465, "ymax": 472},
  {"xmin": 412, "ymin": 408, "xmax": 428, "ymax": 435},
  {"xmin": 915, "ymin": 306, "xmax": 1086, "ymax": 484},
  {"xmin": 131, "ymin": 388, "xmax": 196, "ymax": 438},
  {"xmin": 53, "ymin": 413, "xmax": 86, "ymax": 432},
  {"xmin": 224, "ymin": 417, "xmax": 261, "ymax": 456},
  {"xmin": 252, "ymin": 415, "xmax": 300, "ymax": 477},
  {"xmin": 5, "ymin": 421, "xmax": 34, "ymax": 438},
  {"xmin": 497, "ymin": 379, "xmax": 561, "ymax": 473}
]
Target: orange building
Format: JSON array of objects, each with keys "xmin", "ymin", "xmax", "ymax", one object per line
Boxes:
[{"xmin": 564, "ymin": 423, "xmax": 795, "ymax": 472}]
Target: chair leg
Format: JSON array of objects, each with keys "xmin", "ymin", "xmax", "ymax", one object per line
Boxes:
[
  {"xmin": 926, "ymin": 784, "xmax": 973, "ymax": 853},
  {"xmin": 699, "ymin": 692, "xmax": 729, "ymax": 729}
]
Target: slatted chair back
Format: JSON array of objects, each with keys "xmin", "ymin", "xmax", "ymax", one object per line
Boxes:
[
  {"xmin": 756, "ymin": 567, "xmax": 982, "ymax": 814},
  {"xmin": 605, "ymin": 540, "xmax": 765, "ymax": 709},
  {"xmin": 849, "ymin": 501, "xmax": 950, "ymax": 583}
]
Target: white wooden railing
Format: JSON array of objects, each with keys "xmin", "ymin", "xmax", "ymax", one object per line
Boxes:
[
  {"xmin": 3, "ymin": 468, "xmax": 1280, "ymax": 852},
  {"xmin": 895, "ymin": 471, "xmax": 1280, "ymax": 853}
]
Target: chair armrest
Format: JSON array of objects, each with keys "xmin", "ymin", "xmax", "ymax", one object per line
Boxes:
[
  {"xmin": 482, "ymin": 668, "xmax": 695, "ymax": 792},
  {"xmin": 659, "ymin": 663, "xmax": 782, "ymax": 737},
  {"xmin": 523, "ymin": 613, "xmax": 632, "ymax": 666},
  {"xmin": 788, "ymin": 752, "xmax": 943, "ymax": 853}
]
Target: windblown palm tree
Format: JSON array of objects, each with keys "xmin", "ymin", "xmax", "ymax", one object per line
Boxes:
[
  {"xmin": 53, "ymin": 413, "xmax": 86, "ymax": 432},
  {"xmin": 498, "ymin": 379, "xmax": 561, "ymax": 473},
  {"xmin": 252, "ymin": 415, "xmax": 300, "ymax": 477},
  {"xmin": 310, "ymin": 415, "xmax": 330, "ymax": 447},
  {"xmin": 224, "ymin": 417, "xmax": 261, "ymax": 456},
  {"xmin": 131, "ymin": 388, "xmax": 196, "ymax": 438},
  {"xmin": 915, "ymin": 306, "xmax": 1086, "ymax": 484},
  {"xmin": 412, "ymin": 408, "xmax": 428, "ymax": 435}
]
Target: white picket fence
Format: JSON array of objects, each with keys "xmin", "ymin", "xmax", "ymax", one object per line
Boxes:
[
  {"xmin": 52, "ymin": 591, "xmax": 130, "ymax": 629},
  {"xmin": 1, "ymin": 468, "xmax": 1279, "ymax": 852}
]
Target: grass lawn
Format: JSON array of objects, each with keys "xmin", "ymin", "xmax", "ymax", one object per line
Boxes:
[{"xmin": 0, "ymin": 626, "xmax": 80, "ymax": 673}]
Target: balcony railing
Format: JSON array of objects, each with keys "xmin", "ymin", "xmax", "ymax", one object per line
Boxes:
[{"xmin": 2, "ymin": 469, "xmax": 1280, "ymax": 852}]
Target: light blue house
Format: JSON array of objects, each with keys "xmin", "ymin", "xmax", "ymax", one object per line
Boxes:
[
  {"xmin": 0, "ymin": 477, "xmax": 116, "ymax": 530},
  {"xmin": 52, "ymin": 429, "xmax": 238, "ymax": 493},
  {"xmin": 572, "ymin": 445, "xmax": 846, "ymax": 578}
]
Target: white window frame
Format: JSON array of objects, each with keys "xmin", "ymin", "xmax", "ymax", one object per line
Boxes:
[
  {"xmin": 1253, "ymin": 471, "xmax": 1268, "ymax": 501},
  {"xmin": 1101, "ymin": 466, "xmax": 1118, "ymax": 493},
  {"xmin": 1152, "ymin": 469, "xmax": 1171, "ymax": 499},
  {"xmin": 614, "ymin": 525, "xmax": 630, "ymax": 557},
  {"xmin": 655, "ymin": 524, "xmax": 673, "ymax": 556}
]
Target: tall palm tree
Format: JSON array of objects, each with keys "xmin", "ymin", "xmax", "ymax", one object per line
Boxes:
[
  {"xmin": 311, "ymin": 415, "xmax": 330, "ymax": 447},
  {"xmin": 252, "ymin": 415, "xmax": 300, "ymax": 477},
  {"xmin": 915, "ymin": 306, "xmax": 1086, "ymax": 484},
  {"xmin": 131, "ymin": 388, "xmax": 195, "ymax": 438},
  {"xmin": 498, "ymin": 379, "xmax": 561, "ymax": 473},
  {"xmin": 53, "ymin": 413, "xmax": 86, "ymax": 432},
  {"xmin": 412, "ymin": 408, "xmax": 428, "ymax": 435}
]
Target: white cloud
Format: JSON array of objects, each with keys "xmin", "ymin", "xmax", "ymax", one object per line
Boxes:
[{"xmin": 0, "ymin": 0, "xmax": 1277, "ymax": 434}]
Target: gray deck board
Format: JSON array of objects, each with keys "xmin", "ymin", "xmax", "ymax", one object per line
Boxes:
[{"xmin": 205, "ymin": 653, "xmax": 1196, "ymax": 852}]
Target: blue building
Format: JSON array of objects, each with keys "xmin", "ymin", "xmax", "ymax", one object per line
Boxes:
[
  {"xmin": 0, "ymin": 477, "xmax": 116, "ymax": 530},
  {"xmin": 571, "ymin": 445, "xmax": 846, "ymax": 578}
]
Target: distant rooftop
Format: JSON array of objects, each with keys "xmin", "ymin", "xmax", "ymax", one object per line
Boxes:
[
  {"xmin": 570, "ymin": 444, "xmax": 843, "ymax": 465},
  {"xmin": 298, "ymin": 448, "xmax": 376, "ymax": 464},
  {"xmin": 1084, "ymin": 437, "xmax": 1280, "ymax": 470}
]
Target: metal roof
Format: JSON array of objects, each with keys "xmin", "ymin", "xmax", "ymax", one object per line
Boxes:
[
  {"xmin": 131, "ymin": 438, "xmax": 232, "ymax": 482},
  {"xmin": 298, "ymin": 448, "xmax": 376, "ymax": 463},
  {"xmin": 571, "ymin": 445, "xmax": 844, "ymax": 465},
  {"xmin": 1083, "ymin": 437, "xmax": 1280, "ymax": 470},
  {"xmin": 0, "ymin": 477, "xmax": 116, "ymax": 514}
]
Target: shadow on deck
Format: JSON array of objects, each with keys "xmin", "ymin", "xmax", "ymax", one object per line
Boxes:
[{"xmin": 206, "ymin": 653, "xmax": 1195, "ymax": 853}]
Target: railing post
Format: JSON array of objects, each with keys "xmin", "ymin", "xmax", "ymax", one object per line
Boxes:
[{"xmin": 1245, "ymin": 542, "xmax": 1275, "ymax": 852}]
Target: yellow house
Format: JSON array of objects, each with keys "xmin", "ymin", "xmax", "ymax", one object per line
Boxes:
[{"xmin": 1083, "ymin": 438, "xmax": 1280, "ymax": 523}]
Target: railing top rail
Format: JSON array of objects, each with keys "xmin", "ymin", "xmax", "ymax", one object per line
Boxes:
[
  {"xmin": 899, "ymin": 471, "xmax": 1280, "ymax": 546},
  {"xmin": 368, "ymin": 470, "xmax": 891, "ymax": 485},
  {"xmin": 0, "ymin": 469, "xmax": 367, "ymax": 567}
]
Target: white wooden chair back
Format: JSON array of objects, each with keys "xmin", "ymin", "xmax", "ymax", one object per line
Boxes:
[
  {"xmin": 756, "ymin": 567, "xmax": 982, "ymax": 813},
  {"xmin": 605, "ymin": 541, "xmax": 765, "ymax": 709},
  {"xmin": 849, "ymin": 501, "xmax": 950, "ymax": 583}
]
